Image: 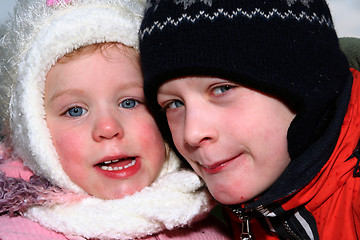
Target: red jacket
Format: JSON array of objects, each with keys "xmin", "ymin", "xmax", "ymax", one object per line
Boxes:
[{"xmin": 229, "ymin": 69, "xmax": 360, "ymax": 239}]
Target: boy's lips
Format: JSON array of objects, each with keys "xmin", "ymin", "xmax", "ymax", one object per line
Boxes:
[{"xmin": 198, "ymin": 154, "xmax": 241, "ymax": 174}]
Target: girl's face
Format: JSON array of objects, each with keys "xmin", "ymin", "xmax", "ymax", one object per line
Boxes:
[
  {"xmin": 158, "ymin": 76, "xmax": 295, "ymax": 205},
  {"xmin": 44, "ymin": 45, "xmax": 165, "ymax": 199}
]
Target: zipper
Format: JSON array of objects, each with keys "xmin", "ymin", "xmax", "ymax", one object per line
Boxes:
[
  {"xmin": 258, "ymin": 205, "xmax": 302, "ymax": 240},
  {"xmin": 254, "ymin": 205, "xmax": 302, "ymax": 240},
  {"xmin": 256, "ymin": 205, "xmax": 302, "ymax": 240},
  {"xmin": 282, "ymin": 220, "xmax": 302, "ymax": 240},
  {"xmin": 233, "ymin": 205, "xmax": 304, "ymax": 240},
  {"xmin": 232, "ymin": 208, "xmax": 253, "ymax": 240}
]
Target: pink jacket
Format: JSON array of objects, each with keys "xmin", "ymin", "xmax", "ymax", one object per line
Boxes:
[{"xmin": 0, "ymin": 214, "xmax": 230, "ymax": 240}]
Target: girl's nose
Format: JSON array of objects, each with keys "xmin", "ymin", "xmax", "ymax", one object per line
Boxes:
[{"xmin": 92, "ymin": 112, "xmax": 124, "ymax": 142}]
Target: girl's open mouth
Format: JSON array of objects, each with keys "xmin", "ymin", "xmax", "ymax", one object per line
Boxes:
[
  {"xmin": 95, "ymin": 157, "xmax": 141, "ymax": 179},
  {"xmin": 97, "ymin": 157, "xmax": 136, "ymax": 171}
]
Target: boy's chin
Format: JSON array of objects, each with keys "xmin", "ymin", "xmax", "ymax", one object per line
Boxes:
[{"xmin": 211, "ymin": 191, "xmax": 248, "ymax": 205}]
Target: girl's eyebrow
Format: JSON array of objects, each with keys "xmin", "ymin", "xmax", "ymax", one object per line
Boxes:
[
  {"xmin": 48, "ymin": 81, "xmax": 144, "ymax": 103},
  {"xmin": 47, "ymin": 89, "xmax": 85, "ymax": 103}
]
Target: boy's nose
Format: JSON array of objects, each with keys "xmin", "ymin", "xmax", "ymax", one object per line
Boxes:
[
  {"xmin": 92, "ymin": 112, "xmax": 123, "ymax": 142},
  {"xmin": 184, "ymin": 108, "xmax": 217, "ymax": 147}
]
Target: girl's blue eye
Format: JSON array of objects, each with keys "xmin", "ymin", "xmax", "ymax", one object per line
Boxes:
[
  {"xmin": 213, "ymin": 85, "xmax": 233, "ymax": 94},
  {"xmin": 168, "ymin": 100, "xmax": 184, "ymax": 109},
  {"xmin": 120, "ymin": 99, "xmax": 138, "ymax": 109},
  {"xmin": 66, "ymin": 107, "xmax": 87, "ymax": 117}
]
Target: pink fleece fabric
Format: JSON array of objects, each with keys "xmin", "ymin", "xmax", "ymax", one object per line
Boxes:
[
  {"xmin": 0, "ymin": 215, "xmax": 83, "ymax": 240},
  {"xmin": 0, "ymin": 214, "xmax": 231, "ymax": 240},
  {"xmin": 0, "ymin": 159, "xmax": 33, "ymax": 180}
]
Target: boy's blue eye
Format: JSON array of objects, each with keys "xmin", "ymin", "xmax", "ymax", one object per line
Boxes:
[
  {"xmin": 120, "ymin": 99, "xmax": 138, "ymax": 109},
  {"xmin": 168, "ymin": 100, "xmax": 184, "ymax": 109},
  {"xmin": 66, "ymin": 107, "xmax": 87, "ymax": 117},
  {"xmin": 213, "ymin": 85, "xmax": 233, "ymax": 94}
]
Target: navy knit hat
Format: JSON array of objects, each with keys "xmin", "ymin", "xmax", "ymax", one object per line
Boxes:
[{"xmin": 140, "ymin": 0, "xmax": 351, "ymax": 159}]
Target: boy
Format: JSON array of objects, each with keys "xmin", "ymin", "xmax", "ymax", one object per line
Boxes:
[{"xmin": 140, "ymin": 0, "xmax": 360, "ymax": 239}]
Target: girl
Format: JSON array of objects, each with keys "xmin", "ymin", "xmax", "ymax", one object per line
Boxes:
[{"xmin": 0, "ymin": 0, "xmax": 231, "ymax": 239}]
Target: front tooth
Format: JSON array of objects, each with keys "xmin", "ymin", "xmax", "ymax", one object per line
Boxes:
[{"xmin": 103, "ymin": 159, "xmax": 119, "ymax": 165}]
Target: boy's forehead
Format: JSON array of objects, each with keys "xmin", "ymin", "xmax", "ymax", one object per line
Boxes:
[{"xmin": 158, "ymin": 75, "xmax": 227, "ymax": 92}]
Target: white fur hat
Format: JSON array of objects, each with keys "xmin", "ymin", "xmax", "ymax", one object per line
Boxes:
[{"xmin": 0, "ymin": 0, "xmax": 146, "ymax": 193}]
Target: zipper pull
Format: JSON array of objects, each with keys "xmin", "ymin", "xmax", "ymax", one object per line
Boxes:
[
  {"xmin": 232, "ymin": 208, "xmax": 253, "ymax": 240},
  {"xmin": 240, "ymin": 215, "xmax": 252, "ymax": 240}
]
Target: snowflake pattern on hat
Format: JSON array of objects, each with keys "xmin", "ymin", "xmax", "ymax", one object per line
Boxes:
[{"xmin": 147, "ymin": 0, "xmax": 314, "ymax": 11}]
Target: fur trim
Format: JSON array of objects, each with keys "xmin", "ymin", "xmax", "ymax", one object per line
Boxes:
[
  {"xmin": 0, "ymin": 0, "xmax": 146, "ymax": 193},
  {"xmin": 25, "ymin": 170, "xmax": 212, "ymax": 239},
  {"xmin": 0, "ymin": 150, "xmax": 214, "ymax": 239}
]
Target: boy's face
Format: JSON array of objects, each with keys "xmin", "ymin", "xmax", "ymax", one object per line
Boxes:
[
  {"xmin": 158, "ymin": 76, "xmax": 295, "ymax": 205},
  {"xmin": 44, "ymin": 45, "xmax": 165, "ymax": 199}
]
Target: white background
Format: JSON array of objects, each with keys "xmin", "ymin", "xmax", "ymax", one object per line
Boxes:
[{"xmin": 0, "ymin": 1, "xmax": 359, "ymax": 37}]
